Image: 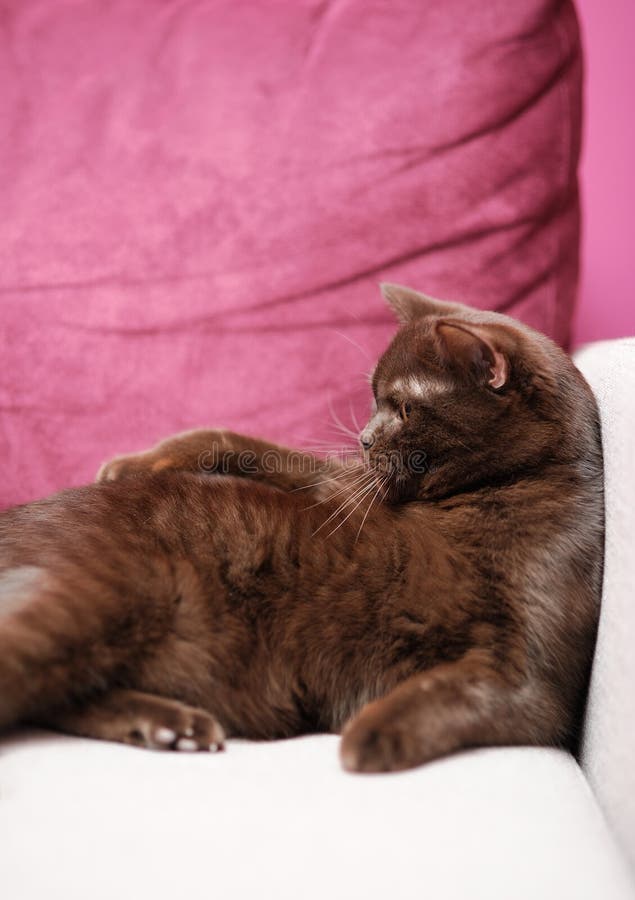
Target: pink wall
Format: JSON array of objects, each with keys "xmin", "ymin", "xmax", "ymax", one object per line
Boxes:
[{"xmin": 573, "ymin": 0, "xmax": 635, "ymax": 345}]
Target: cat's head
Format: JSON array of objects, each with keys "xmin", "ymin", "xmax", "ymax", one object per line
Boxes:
[{"xmin": 361, "ymin": 284, "xmax": 600, "ymax": 502}]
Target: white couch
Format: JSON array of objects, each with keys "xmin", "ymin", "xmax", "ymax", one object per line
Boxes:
[{"xmin": 2, "ymin": 339, "xmax": 634, "ymax": 899}]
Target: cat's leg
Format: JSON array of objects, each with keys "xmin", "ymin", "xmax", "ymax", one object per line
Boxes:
[
  {"xmin": 339, "ymin": 650, "xmax": 561, "ymax": 773},
  {"xmin": 34, "ymin": 689, "xmax": 226, "ymax": 752},
  {"xmin": 97, "ymin": 429, "xmax": 357, "ymax": 494},
  {"xmin": 0, "ymin": 557, "xmax": 187, "ymax": 733}
]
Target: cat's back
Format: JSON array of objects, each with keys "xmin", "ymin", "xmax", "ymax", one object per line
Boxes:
[{"xmin": 0, "ymin": 470, "xmax": 302, "ymax": 572}]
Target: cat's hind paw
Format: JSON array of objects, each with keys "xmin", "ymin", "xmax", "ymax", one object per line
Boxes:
[
  {"xmin": 96, "ymin": 450, "xmax": 170, "ymax": 483},
  {"xmin": 126, "ymin": 702, "xmax": 226, "ymax": 753}
]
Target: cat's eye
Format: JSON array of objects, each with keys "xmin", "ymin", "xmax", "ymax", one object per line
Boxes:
[{"xmin": 400, "ymin": 401, "xmax": 412, "ymax": 422}]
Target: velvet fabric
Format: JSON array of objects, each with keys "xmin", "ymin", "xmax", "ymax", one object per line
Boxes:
[
  {"xmin": 0, "ymin": 0, "xmax": 582, "ymax": 507},
  {"xmin": 574, "ymin": 0, "xmax": 635, "ymax": 345}
]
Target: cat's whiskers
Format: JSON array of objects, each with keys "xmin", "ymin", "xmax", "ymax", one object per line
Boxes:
[
  {"xmin": 328, "ymin": 397, "xmax": 361, "ymax": 442},
  {"xmin": 291, "ymin": 463, "xmax": 368, "ymax": 493},
  {"xmin": 311, "ymin": 473, "xmax": 378, "ymax": 537},
  {"xmin": 354, "ymin": 474, "xmax": 389, "ymax": 544},
  {"xmin": 317, "ymin": 480, "xmax": 379, "ymax": 539},
  {"xmin": 330, "ymin": 421, "xmax": 360, "ymax": 442},
  {"xmin": 294, "ymin": 436, "xmax": 358, "ymax": 452},
  {"xmin": 322, "ymin": 477, "xmax": 382, "ymax": 540},
  {"xmin": 379, "ymin": 473, "xmax": 392, "ymax": 501},
  {"xmin": 332, "ymin": 330, "xmax": 373, "ymax": 364},
  {"xmin": 302, "ymin": 468, "xmax": 374, "ymax": 511},
  {"xmin": 348, "ymin": 401, "xmax": 363, "ymax": 434},
  {"xmin": 315, "ymin": 470, "xmax": 378, "ymax": 522},
  {"xmin": 294, "ymin": 437, "xmax": 360, "ymax": 464}
]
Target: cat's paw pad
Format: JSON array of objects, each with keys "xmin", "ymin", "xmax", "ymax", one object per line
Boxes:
[
  {"xmin": 127, "ymin": 704, "xmax": 226, "ymax": 753},
  {"xmin": 154, "ymin": 726, "xmax": 178, "ymax": 745}
]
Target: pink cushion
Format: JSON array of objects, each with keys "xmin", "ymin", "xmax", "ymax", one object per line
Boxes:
[{"xmin": 0, "ymin": 0, "xmax": 582, "ymax": 508}]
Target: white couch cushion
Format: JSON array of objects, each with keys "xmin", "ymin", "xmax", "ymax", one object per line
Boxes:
[
  {"xmin": 1, "ymin": 731, "xmax": 632, "ymax": 899},
  {"xmin": 575, "ymin": 339, "xmax": 635, "ymax": 868}
]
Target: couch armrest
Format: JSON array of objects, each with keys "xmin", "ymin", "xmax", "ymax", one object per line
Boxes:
[{"xmin": 574, "ymin": 338, "xmax": 635, "ymax": 868}]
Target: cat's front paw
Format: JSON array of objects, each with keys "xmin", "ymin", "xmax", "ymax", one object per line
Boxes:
[
  {"xmin": 340, "ymin": 712, "xmax": 416, "ymax": 774},
  {"xmin": 96, "ymin": 450, "xmax": 169, "ymax": 483}
]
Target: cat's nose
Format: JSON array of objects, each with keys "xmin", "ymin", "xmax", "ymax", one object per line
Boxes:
[{"xmin": 360, "ymin": 431, "xmax": 375, "ymax": 450}]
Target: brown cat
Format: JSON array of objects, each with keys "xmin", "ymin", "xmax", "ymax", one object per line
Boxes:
[{"xmin": 0, "ymin": 285, "xmax": 603, "ymax": 772}]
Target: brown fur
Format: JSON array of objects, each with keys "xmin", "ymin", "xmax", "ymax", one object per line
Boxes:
[{"xmin": 0, "ymin": 285, "xmax": 603, "ymax": 772}]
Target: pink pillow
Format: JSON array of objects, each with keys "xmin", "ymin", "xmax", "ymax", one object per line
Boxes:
[{"xmin": 0, "ymin": 0, "xmax": 582, "ymax": 508}]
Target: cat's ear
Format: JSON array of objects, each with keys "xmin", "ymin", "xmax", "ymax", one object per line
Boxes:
[
  {"xmin": 380, "ymin": 283, "xmax": 463, "ymax": 325},
  {"xmin": 436, "ymin": 320, "xmax": 509, "ymax": 390}
]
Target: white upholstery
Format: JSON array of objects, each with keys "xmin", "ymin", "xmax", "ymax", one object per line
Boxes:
[
  {"xmin": 575, "ymin": 339, "xmax": 635, "ymax": 868},
  {"xmin": 1, "ymin": 731, "xmax": 633, "ymax": 899}
]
